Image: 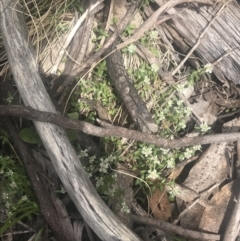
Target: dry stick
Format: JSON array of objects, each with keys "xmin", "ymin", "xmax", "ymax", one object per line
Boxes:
[
  {"xmin": 211, "ymin": 47, "xmax": 239, "ymax": 66},
  {"xmin": 50, "ymin": 0, "xmax": 104, "ymax": 74},
  {"xmin": 62, "ymin": 0, "xmax": 141, "ymax": 113},
  {"xmin": 0, "ymin": 118, "xmax": 73, "ymax": 241},
  {"xmin": 2, "ymin": 105, "xmax": 240, "ymax": 149},
  {"xmin": 70, "ymin": 0, "xmax": 141, "ymax": 76},
  {"xmin": 70, "ymin": 0, "xmax": 215, "ymax": 77},
  {"xmin": 222, "ymin": 180, "xmax": 240, "ymax": 241},
  {"xmin": 172, "ymin": 183, "xmax": 220, "ymax": 225},
  {"xmin": 116, "ymin": 0, "xmax": 217, "ymax": 51},
  {"xmin": 131, "ymin": 215, "xmax": 220, "ymax": 240},
  {"xmin": 172, "ymin": 0, "xmax": 233, "ymax": 75}
]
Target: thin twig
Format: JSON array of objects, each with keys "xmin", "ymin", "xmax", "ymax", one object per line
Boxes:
[
  {"xmin": 116, "ymin": 0, "xmax": 217, "ymax": 51},
  {"xmin": 2, "ymin": 105, "xmax": 240, "ymax": 149},
  {"xmin": 131, "ymin": 214, "xmax": 220, "ymax": 240}
]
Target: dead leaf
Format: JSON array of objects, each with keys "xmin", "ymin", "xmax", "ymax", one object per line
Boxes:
[
  {"xmin": 199, "ymin": 181, "xmax": 232, "ymax": 232},
  {"xmin": 149, "ymin": 188, "xmax": 171, "ymax": 221}
]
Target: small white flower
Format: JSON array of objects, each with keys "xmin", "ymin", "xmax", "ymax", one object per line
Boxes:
[
  {"xmin": 160, "ymin": 148, "xmax": 169, "ymax": 155},
  {"xmin": 5, "ymin": 202, "xmax": 10, "ymax": 208},
  {"xmin": 141, "ymin": 146, "xmax": 152, "ymax": 157},
  {"xmin": 89, "ymin": 155, "xmax": 96, "ymax": 164},
  {"xmin": 204, "ymin": 63, "xmax": 213, "ymax": 74},
  {"xmin": 80, "ymin": 149, "xmax": 88, "ymax": 158},
  {"xmin": 167, "ymin": 99, "xmax": 173, "ymax": 107},
  {"xmin": 0, "ymin": 169, "xmax": 3, "ymax": 174},
  {"xmin": 107, "ymin": 188, "xmax": 116, "ymax": 197},
  {"xmin": 151, "ymin": 64, "xmax": 159, "ymax": 73},
  {"xmin": 7, "ymin": 170, "xmax": 13, "ymax": 176},
  {"xmin": 179, "ymin": 154, "xmax": 185, "ymax": 161},
  {"xmin": 178, "ymin": 121, "xmax": 186, "ymax": 129},
  {"xmin": 143, "ymin": 76, "xmax": 150, "ymax": 84},
  {"xmin": 127, "ymin": 44, "xmax": 136, "ymax": 53},
  {"xmin": 184, "ymin": 148, "xmax": 193, "ymax": 159},
  {"xmin": 193, "ymin": 145, "xmax": 201, "ymax": 151},
  {"xmin": 121, "ymin": 202, "xmax": 130, "ymax": 214},
  {"xmin": 22, "ymin": 195, "xmax": 28, "ymax": 201},
  {"xmin": 151, "ymin": 156, "xmax": 160, "ymax": 165},
  {"xmin": 176, "ymin": 100, "xmax": 183, "ymax": 106},
  {"xmin": 167, "ymin": 185, "xmax": 180, "ymax": 197},
  {"xmin": 149, "ymin": 30, "xmax": 158, "ymax": 39},
  {"xmin": 112, "ymin": 173, "xmax": 117, "ymax": 181},
  {"xmin": 2, "ymin": 193, "xmax": 8, "ymax": 200},
  {"xmin": 147, "ymin": 169, "xmax": 159, "ymax": 180},
  {"xmin": 184, "ymin": 107, "xmax": 192, "ymax": 116},
  {"xmin": 176, "ymin": 83, "xmax": 186, "ymax": 93},
  {"xmin": 200, "ymin": 122, "xmax": 211, "ymax": 133},
  {"xmin": 107, "ymin": 155, "xmax": 116, "ymax": 163},
  {"xmin": 96, "ymin": 177, "xmax": 104, "ymax": 188},
  {"xmin": 167, "ymin": 158, "xmax": 175, "ymax": 168},
  {"xmin": 158, "ymin": 112, "xmax": 165, "ymax": 121},
  {"xmin": 10, "ymin": 182, "xmax": 17, "ymax": 188}
]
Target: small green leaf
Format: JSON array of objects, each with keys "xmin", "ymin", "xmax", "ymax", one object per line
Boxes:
[
  {"xmin": 67, "ymin": 112, "xmax": 79, "ymax": 120},
  {"xmin": 66, "ymin": 130, "xmax": 78, "ymax": 141},
  {"xmin": 19, "ymin": 128, "xmax": 42, "ymax": 144}
]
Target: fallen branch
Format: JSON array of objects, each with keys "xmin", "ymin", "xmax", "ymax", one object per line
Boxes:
[
  {"xmin": 172, "ymin": 0, "xmax": 233, "ymax": 75},
  {"xmin": 0, "ymin": 118, "xmax": 74, "ymax": 241},
  {"xmin": 116, "ymin": 0, "xmax": 218, "ymax": 51},
  {"xmin": 1, "ymin": 105, "xmax": 240, "ymax": 149},
  {"xmin": 50, "ymin": 0, "xmax": 104, "ymax": 75},
  {"xmin": 132, "ymin": 215, "xmax": 220, "ymax": 240},
  {"xmin": 67, "ymin": 0, "xmax": 141, "ymax": 79}
]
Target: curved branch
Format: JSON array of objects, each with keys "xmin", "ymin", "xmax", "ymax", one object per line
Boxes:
[{"xmin": 1, "ymin": 105, "xmax": 240, "ymax": 149}]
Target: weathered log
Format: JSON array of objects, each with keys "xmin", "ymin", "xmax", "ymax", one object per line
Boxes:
[
  {"xmin": 106, "ymin": 44, "xmax": 158, "ymax": 133},
  {"xmin": 161, "ymin": 0, "xmax": 240, "ymax": 84},
  {"xmin": 0, "ymin": 0, "xmax": 142, "ymax": 240},
  {"xmin": 0, "ymin": 80, "xmax": 74, "ymax": 241}
]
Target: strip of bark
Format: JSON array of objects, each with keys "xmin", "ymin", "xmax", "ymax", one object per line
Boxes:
[
  {"xmin": 106, "ymin": 44, "xmax": 158, "ymax": 133},
  {"xmin": 0, "ymin": 117, "xmax": 74, "ymax": 241},
  {"xmin": 66, "ymin": 0, "xmax": 141, "ymax": 79},
  {"xmin": 2, "ymin": 105, "xmax": 240, "ymax": 149},
  {"xmin": 116, "ymin": 0, "xmax": 218, "ymax": 51},
  {"xmin": 53, "ymin": 1, "xmax": 98, "ymax": 97},
  {"xmin": 132, "ymin": 215, "xmax": 220, "ymax": 240}
]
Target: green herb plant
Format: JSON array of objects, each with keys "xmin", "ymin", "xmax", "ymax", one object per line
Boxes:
[
  {"xmin": 0, "ymin": 130, "xmax": 39, "ymax": 235},
  {"xmin": 74, "ymin": 30, "xmax": 212, "ymax": 199}
]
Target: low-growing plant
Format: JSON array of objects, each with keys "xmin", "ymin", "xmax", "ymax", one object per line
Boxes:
[
  {"xmin": 0, "ymin": 130, "xmax": 39, "ymax": 235},
  {"xmin": 74, "ymin": 38, "xmax": 212, "ymax": 199}
]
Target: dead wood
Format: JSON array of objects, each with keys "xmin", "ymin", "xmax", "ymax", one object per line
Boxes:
[
  {"xmin": 0, "ymin": 80, "xmax": 74, "ymax": 241},
  {"xmin": 0, "ymin": 117, "xmax": 74, "ymax": 241},
  {"xmin": 116, "ymin": 0, "xmax": 218, "ymax": 51},
  {"xmin": 0, "ymin": 0, "xmax": 142, "ymax": 240},
  {"xmin": 106, "ymin": 43, "xmax": 158, "ymax": 133},
  {"xmin": 4, "ymin": 105, "xmax": 240, "ymax": 149},
  {"xmin": 162, "ymin": 0, "xmax": 240, "ymax": 84},
  {"xmin": 54, "ymin": 0, "xmax": 141, "ymax": 97},
  {"xmin": 52, "ymin": 0, "xmax": 97, "ymax": 97},
  {"xmin": 213, "ymin": 178, "xmax": 240, "ymax": 241},
  {"xmin": 131, "ymin": 214, "xmax": 220, "ymax": 240}
]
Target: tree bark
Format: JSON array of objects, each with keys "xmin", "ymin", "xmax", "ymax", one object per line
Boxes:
[
  {"xmin": 0, "ymin": 0, "xmax": 141, "ymax": 240},
  {"xmin": 106, "ymin": 44, "xmax": 158, "ymax": 133},
  {"xmin": 162, "ymin": 0, "xmax": 240, "ymax": 84}
]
